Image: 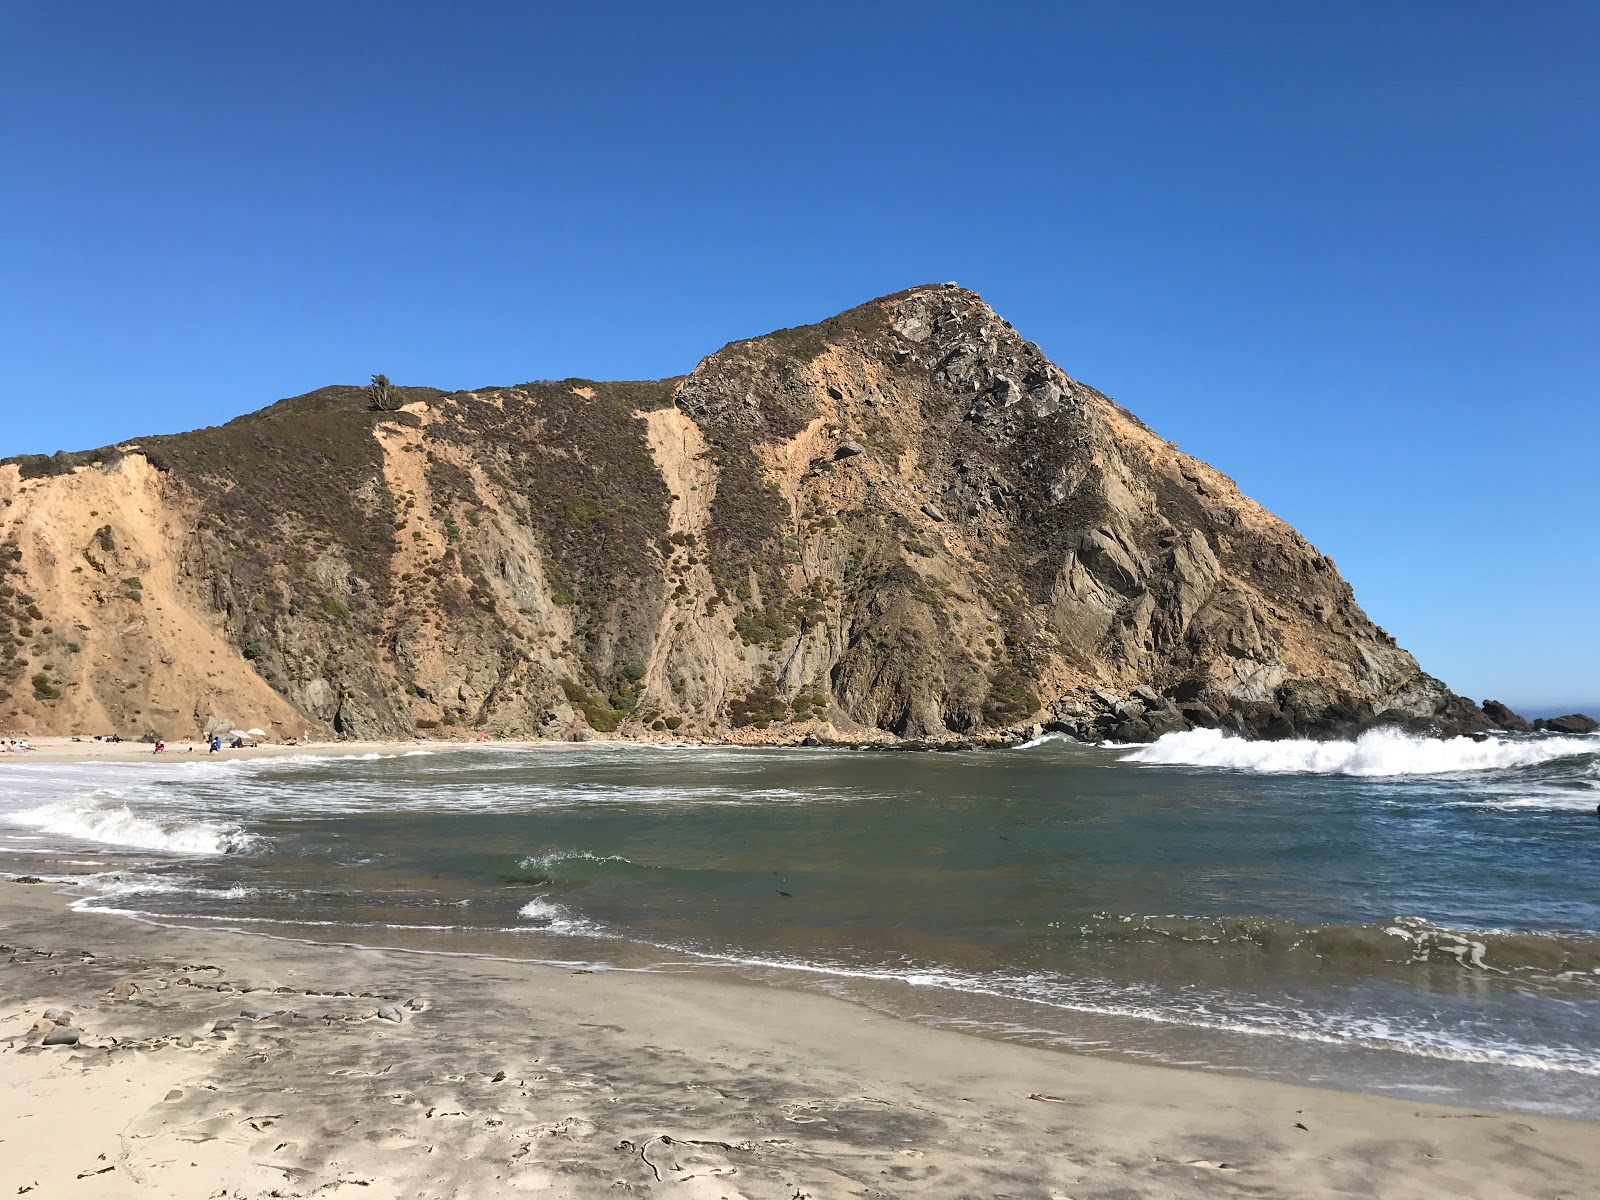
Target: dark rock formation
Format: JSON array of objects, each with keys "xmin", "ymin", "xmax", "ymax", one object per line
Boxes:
[
  {"xmin": 1481, "ymin": 700, "xmax": 1532, "ymax": 733},
  {"xmin": 1534, "ymin": 714, "xmax": 1599, "ymax": 735}
]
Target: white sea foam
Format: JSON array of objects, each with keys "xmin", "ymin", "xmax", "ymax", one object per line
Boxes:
[
  {"xmin": 1124, "ymin": 727, "xmax": 1599, "ymax": 777},
  {"xmin": 86, "ymin": 874, "xmax": 260, "ymax": 901},
  {"xmin": 6, "ymin": 794, "xmax": 255, "ymax": 855},
  {"xmin": 517, "ymin": 896, "xmax": 564, "ymax": 920},
  {"xmin": 516, "ymin": 850, "xmax": 630, "ymax": 871},
  {"xmin": 71, "ymin": 898, "xmax": 468, "ymax": 935},
  {"xmin": 232, "ymin": 750, "xmax": 394, "ymax": 767},
  {"xmin": 1452, "ymin": 794, "xmax": 1600, "ymax": 813},
  {"xmin": 145, "ymin": 749, "xmax": 436, "ymax": 773},
  {"xmin": 515, "ymin": 895, "xmax": 615, "ymax": 938}
]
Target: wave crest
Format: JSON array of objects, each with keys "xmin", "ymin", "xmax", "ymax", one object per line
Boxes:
[
  {"xmin": 1124, "ymin": 727, "xmax": 1598, "ymax": 777},
  {"xmin": 6, "ymin": 795, "xmax": 255, "ymax": 855},
  {"xmin": 516, "ymin": 850, "xmax": 630, "ymax": 872}
]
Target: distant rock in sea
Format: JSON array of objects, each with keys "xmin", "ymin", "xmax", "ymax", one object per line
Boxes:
[
  {"xmin": 0, "ymin": 285, "xmax": 1514, "ymax": 745},
  {"xmin": 1534, "ymin": 714, "xmax": 1599, "ymax": 735}
]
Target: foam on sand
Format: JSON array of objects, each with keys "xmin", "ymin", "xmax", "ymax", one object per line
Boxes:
[
  {"xmin": 516, "ymin": 895, "xmax": 616, "ymax": 938},
  {"xmin": 1124, "ymin": 726, "xmax": 1598, "ymax": 777}
]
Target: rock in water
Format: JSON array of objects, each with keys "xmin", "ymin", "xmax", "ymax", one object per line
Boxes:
[
  {"xmin": 41, "ymin": 1027, "xmax": 79, "ymax": 1046},
  {"xmin": 1481, "ymin": 700, "xmax": 1532, "ymax": 733},
  {"xmin": 1535, "ymin": 713, "xmax": 1599, "ymax": 734},
  {"xmin": 0, "ymin": 285, "xmax": 1498, "ymax": 745}
]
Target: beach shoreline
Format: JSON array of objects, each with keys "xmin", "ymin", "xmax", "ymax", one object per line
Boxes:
[
  {"xmin": 7, "ymin": 727, "xmax": 1589, "ymax": 769},
  {"xmin": 0, "ymin": 731, "xmax": 943, "ymax": 766},
  {"xmin": 2, "ymin": 882, "xmax": 1595, "ymax": 1198},
  {"xmin": 0, "ymin": 734, "xmax": 607, "ymax": 766}
]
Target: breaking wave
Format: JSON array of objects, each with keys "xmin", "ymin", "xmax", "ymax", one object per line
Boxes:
[
  {"xmin": 516, "ymin": 850, "xmax": 631, "ymax": 872},
  {"xmin": 5, "ymin": 794, "xmax": 255, "ymax": 855},
  {"xmin": 1124, "ymin": 727, "xmax": 1599, "ymax": 777},
  {"xmin": 516, "ymin": 895, "xmax": 615, "ymax": 938},
  {"xmin": 1014, "ymin": 732, "xmax": 1079, "ymax": 750}
]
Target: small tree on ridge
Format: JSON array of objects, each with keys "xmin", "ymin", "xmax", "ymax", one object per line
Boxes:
[{"xmin": 368, "ymin": 373, "xmax": 401, "ymax": 411}]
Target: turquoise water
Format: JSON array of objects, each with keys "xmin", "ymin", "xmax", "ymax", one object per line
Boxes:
[{"xmin": 3, "ymin": 731, "xmax": 1598, "ymax": 1116}]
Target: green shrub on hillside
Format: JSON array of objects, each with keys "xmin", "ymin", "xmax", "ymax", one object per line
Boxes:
[{"xmin": 367, "ymin": 374, "xmax": 402, "ymax": 412}]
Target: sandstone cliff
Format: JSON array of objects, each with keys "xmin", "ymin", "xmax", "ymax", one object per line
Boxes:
[{"xmin": 0, "ymin": 285, "xmax": 1499, "ymax": 744}]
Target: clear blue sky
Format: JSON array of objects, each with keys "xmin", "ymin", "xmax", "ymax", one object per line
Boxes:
[{"xmin": 3, "ymin": 2, "xmax": 1595, "ymax": 712}]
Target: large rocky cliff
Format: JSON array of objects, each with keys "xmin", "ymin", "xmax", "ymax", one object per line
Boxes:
[{"xmin": 0, "ymin": 285, "xmax": 1505, "ymax": 744}]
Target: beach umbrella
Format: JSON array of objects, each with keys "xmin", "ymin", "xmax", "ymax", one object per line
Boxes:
[
  {"xmin": 246, "ymin": 728, "xmax": 267, "ymax": 737},
  {"xmin": 229, "ymin": 729, "xmax": 250, "ymax": 739}
]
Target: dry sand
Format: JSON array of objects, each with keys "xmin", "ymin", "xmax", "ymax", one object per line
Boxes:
[
  {"xmin": 1, "ymin": 884, "xmax": 1594, "ymax": 1199},
  {"xmin": 0, "ymin": 735, "xmax": 593, "ymax": 766}
]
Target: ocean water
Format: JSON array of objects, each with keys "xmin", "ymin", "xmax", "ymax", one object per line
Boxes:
[{"xmin": 3, "ymin": 730, "xmax": 1599, "ymax": 1117}]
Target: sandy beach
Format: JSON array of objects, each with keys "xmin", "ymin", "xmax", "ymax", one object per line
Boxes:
[
  {"xmin": 1, "ymin": 882, "xmax": 1595, "ymax": 1199},
  {"xmin": 0, "ymin": 735, "xmax": 591, "ymax": 766},
  {"xmin": 8, "ymin": 2, "xmax": 1596, "ymax": 1196}
]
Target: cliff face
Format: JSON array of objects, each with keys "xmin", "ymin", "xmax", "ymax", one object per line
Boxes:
[{"xmin": 0, "ymin": 285, "xmax": 1495, "ymax": 744}]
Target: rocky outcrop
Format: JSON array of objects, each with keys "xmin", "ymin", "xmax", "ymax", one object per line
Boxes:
[
  {"xmin": 0, "ymin": 285, "xmax": 1506, "ymax": 744},
  {"xmin": 1481, "ymin": 700, "xmax": 1532, "ymax": 733},
  {"xmin": 1534, "ymin": 714, "xmax": 1599, "ymax": 735}
]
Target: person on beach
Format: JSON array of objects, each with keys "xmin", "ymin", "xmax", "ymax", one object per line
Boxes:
[{"xmin": 152, "ymin": 740, "xmax": 165, "ymax": 754}]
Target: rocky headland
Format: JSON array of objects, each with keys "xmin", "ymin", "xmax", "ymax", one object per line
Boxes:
[{"xmin": 0, "ymin": 285, "xmax": 1573, "ymax": 746}]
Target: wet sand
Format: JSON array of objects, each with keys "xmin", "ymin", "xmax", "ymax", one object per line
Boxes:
[{"xmin": 1, "ymin": 882, "xmax": 1594, "ymax": 1198}]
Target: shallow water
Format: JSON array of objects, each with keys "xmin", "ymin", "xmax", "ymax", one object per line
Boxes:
[{"xmin": 3, "ymin": 730, "xmax": 1599, "ymax": 1116}]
